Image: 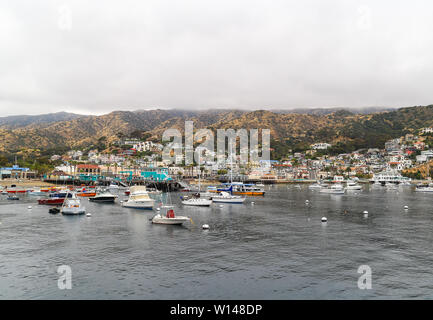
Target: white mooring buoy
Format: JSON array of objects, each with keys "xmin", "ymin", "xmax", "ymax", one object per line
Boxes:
[
  {"xmin": 202, "ymin": 224, "xmax": 210, "ymax": 230},
  {"xmin": 321, "ymin": 217, "xmax": 327, "ymax": 223},
  {"xmin": 86, "ymin": 213, "xmax": 92, "ymax": 217},
  {"xmin": 219, "ymin": 204, "xmax": 224, "ymax": 208},
  {"xmin": 251, "ymin": 201, "xmax": 255, "ymax": 205},
  {"xmin": 27, "ymin": 206, "xmax": 32, "ymax": 209},
  {"xmin": 156, "ymin": 208, "xmax": 161, "ymax": 211},
  {"xmin": 404, "ymin": 205, "xmax": 409, "ymax": 210}
]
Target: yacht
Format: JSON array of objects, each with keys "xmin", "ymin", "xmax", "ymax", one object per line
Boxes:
[
  {"xmin": 121, "ymin": 186, "xmax": 154, "ymax": 209},
  {"xmin": 61, "ymin": 194, "xmax": 86, "ymax": 215},
  {"xmin": 370, "ymin": 171, "xmax": 411, "ymax": 184},
  {"xmin": 320, "ymin": 184, "xmax": 345, "ymax": 194},
  {"xmin": 211, "ymin": 191, "xmax": 246, "ymax": 204},
  {"xmin": 89, "ymin": 191, "xmax": 118, "ymax": 203},
  {"xmin": 230, "ymin": 183, "xmax": 265, "ymax": 196},
  {"xmin": 346, "ymin": 180, "xmax": 362, "ymax": 190}
]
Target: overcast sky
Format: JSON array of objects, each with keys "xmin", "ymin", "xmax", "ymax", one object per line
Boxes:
[{"xmin": 1, "ymin": 0, "xmax": 433, "ymax": 116}]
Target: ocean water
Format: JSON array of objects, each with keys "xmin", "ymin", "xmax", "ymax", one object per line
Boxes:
[{"xmin": 1, "ymin": 184, "xmax": 433, "ymax": 299}]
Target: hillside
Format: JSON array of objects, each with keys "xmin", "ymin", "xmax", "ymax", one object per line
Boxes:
[{"xmin": 1, "ymin": 105, "xmax": 433, "ymax": 157}]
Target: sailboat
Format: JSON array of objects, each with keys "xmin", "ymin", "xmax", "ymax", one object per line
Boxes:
[
  {"xmin": 61, "ymin": 192, "xmax": 86, "ymax": 215},
  {"xmin": 181, "ymin": 151, "xmax": 213, "ymax": 206},
  {"xmin": 212, "ymin": 151, "xmax": 246, "ymax": 204}
]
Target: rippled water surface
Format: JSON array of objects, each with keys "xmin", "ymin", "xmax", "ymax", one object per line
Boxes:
[{"xmin": 1, "ymin": 184, "xmax": 433, "ymax": 299}]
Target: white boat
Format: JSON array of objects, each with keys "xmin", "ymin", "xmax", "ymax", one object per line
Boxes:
[
  {"xmin": 147, "ymin": 188, "xmax": 162, "ymax": 195},
  {"xmin": 370, "ymin": 171, "xmax": 411, "ymax": 184},
  {"xmin": 151, "ymin": 206, "xmax": 190, "ymax": 225},
  {"xmin": 320, "ymin": 184, "xmax": 345, "ymax": 194},
  {"xmin": 61, "ymin": 194, "xmax": 86, "ymax": 215},
  {"xmin": 346, "ymin": 180, "xmax": 362, "ymax": 190},
  {"xmin": 181, "ymin": 197, "xmax": 213, "ymax": 206},
  {"xmin": 211, "ymin": 191, "xmax": 246, "ymax": 204},
  {"xmin": 415, "ymin": 183, "xmax": 433, "ymax": 192},
  {"xmin": 256, "ymin": 183, "xmax": 265, "ymax": 187},
  {"xmin": 89, "ymin": 191, "xmax": 118, "ymax": 203},
  {"xmin": 121, "ymin": 186, "xmax": 154, "ymax": 209}
]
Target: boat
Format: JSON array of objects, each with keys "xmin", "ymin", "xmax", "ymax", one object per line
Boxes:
[
  {"xmin": 231, "ymin": 183, "xmax": 265, "ymax": 196},
  {"xmin": 152, "ymin": 207, "xmax": 191, "ymax": 225},
  {"xmin": 370, "ymin": 171, "xmax": 411, "ymax": 184},
  {"xmin": 49, "ymin": 207, "xmax": 60, "ymax": 214},
  {"xmin": 320, "ymin": 184, "xmax": 345, "ymax": 194},
  {"xmin": 256, "ymin": 183, "xmax": 265, "ymax": 187},
  {"xmin": 61, "ymin": 193, "xmax": 86, "ymax": 215},
  {"xmin": 89, "ymin": 191, "xmax": 118, "ymax": 203},
  {"xmin": 181, "ymin": 195, "xmax": 213, "ymax": 206},
  {"xmin": 151, "ymin": 190, "xmax": 190, "ymax": 225},
  {"xmin": 211, "ymin": 191, "xmax": 246, "ymax": 204},
  {"xmin": 346, "ymin": 180, "xmax": 362, "ymax": 190},
  {"xmin": 7, "ymin": 195, "xmax": 19, "ymax": 200},
  {"xmin": 38, "ymin": 192, "xmax": 73, "ymax": 205},
  {"xmin": 121, "ymin": 186, "xmax": 154, "ymax": 209},
  {"xmin": 415, "ymin": 183, "xmax": 433, "ymax": 192}
]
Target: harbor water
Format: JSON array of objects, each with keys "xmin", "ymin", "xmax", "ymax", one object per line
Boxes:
[{"xmin": 1, "ymin": 184, "xmax": 433, "ymax": 299}]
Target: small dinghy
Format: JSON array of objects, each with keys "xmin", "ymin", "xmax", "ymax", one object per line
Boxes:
[{"xmin": 49, "ymin": 207, "xmax": 60, "ymax": 214}]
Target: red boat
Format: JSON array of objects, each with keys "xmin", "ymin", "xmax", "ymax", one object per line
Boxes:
[{"xmin": 38, "ymin": 197, "xmax": 65, "ymax": 205}]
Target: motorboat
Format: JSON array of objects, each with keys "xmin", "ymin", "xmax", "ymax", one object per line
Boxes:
[
  {"xmin": 121, "ymin": 186, "xmax": 154, "ymax": 209},
  {"xmin": 211, "ymin": 191, "xmax": 246, "ymax": 204},
  {"xmin": 346, "ymin": 180, "xmax": 362, "ymax": 190},
  {"xmin": 76, "ymin": 188, "xmax": 97, "ymax": 197},
  {"xmin": 151, "ymin": 206, "xmax": 190, "ymax": 225},
  {"xmin": 61, "ymin": 194, "xmax": 86, "ymax": 215},
  {"xmin": 226, "ymin": 183, "xmax": 265, "ymax": 196},
  {"xmin": 415, "ymin": 183, "xmax": 433, "ymax": 192},
  {"xmin": 38, "ymin": 192, "xmax": 73, "ymax": 205},
  {"xmin": 7, "ymin": 195, "xmax": 19, "ymax": 200},
  {"xmin": 320, "ymin": 184, "xmax": 345, "ymax": 194},
  {"xmin": 89, "ymin": 191, "xmax": 118, "ymax": 203}
]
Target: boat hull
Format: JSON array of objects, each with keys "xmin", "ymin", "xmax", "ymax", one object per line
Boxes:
[
  {"xmin": 89, "ymin": 197, "xmax": 116, "ymax": 203},
  {"xmin": 121, "ymin": 200, "xmax": 154, "ymax": 209},
  {"xmin": 232, "ymin": 191, "xmax": 265, "ymax": 196},
  {"xmin": 152, "ymin": 216, "xmax": 190, "ymax": 225},
  {"xmin": 38, "ymin": 198, "xmax": 65, "ymax": 205},
  {"xmin": 212, "ymin": 197, "xmax": 246, "ymax": 204}
]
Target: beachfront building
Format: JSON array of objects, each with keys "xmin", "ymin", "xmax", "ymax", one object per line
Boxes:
[
  {"xmin": 0, "ymin": 165, "xmax": 36, "ymax": 179},
  {"xmin": 76, "ymin": 164, "xmax": 101, "ymax": 175}
]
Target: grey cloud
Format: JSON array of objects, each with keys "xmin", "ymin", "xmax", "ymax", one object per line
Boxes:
[{"xmin": 1, "ymin": 0, "xmax": 433, "ymax": 116}]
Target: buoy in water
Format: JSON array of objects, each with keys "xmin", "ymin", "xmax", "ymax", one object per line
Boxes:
[
  {"xmin": 27, "ymin": 206, "xmax": 32, "ymax": 209},
  {"xmin": 363, "ymin": 210, "xmax": 368, "ymax": 214},
  {"xmin": 156, "ymin": 208, "xmax": 160, "ymax": 211},
  {"xmin": 321, "ymin": 217, "xmax": 327, "ymax": 222},
  {"xmin": 404, "ymin": 205, "xmax": 409, "ymax": 210},
  {"xmin": 219, "ymin": 204, "xmax": 224, "ymax": 208},
  {"xmin": 251, "ymin": 201, "xmax": 255, "ymax": 205},
  {"xmin": 305, "ymin": 200, "xmax": 309, "ymax": 203},
  {"xmin": 86, "ymin": 213, "xmax": 91, "ymax": 217},
  {"xmin": 202, "ymin": 224, "xmax": 210, "ymax": 230}
]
